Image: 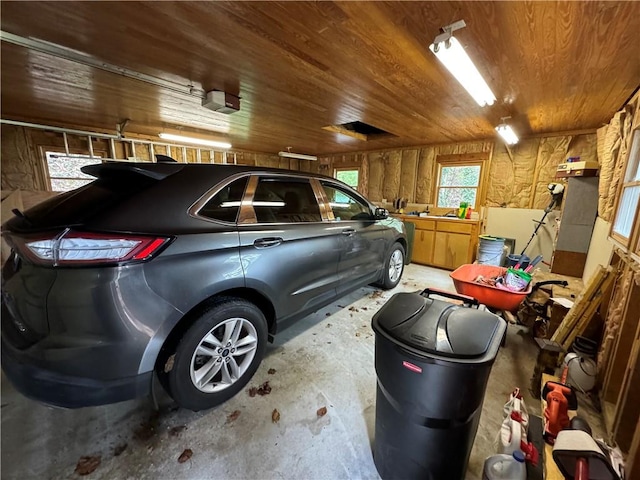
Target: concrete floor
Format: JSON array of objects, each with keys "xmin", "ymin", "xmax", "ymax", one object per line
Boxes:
[{"xmin": 2, "ymin": 264, "xmax": 549, "ymax": 479}]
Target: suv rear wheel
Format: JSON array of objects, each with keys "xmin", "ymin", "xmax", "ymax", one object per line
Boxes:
[{"xmin": 160, "ymin": 298, "xmax": 267, "ymax": 411}]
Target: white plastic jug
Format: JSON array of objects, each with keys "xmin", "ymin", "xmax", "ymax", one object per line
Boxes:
[
  {"xmin": 483, "ymin": 450, "xmax": 526, "ymax": 480},
  {"xmin": 500, "ymin": 417, "xmax": 522, "ymax": 455}
]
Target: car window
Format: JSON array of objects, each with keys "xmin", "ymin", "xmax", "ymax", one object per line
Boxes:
[
  {"xmin": 253, "ymin": 177, "xmax": 322, "ymax": 223},
  {"xmin": 321, "ymin": 182, "xmax": 372, "ymax": 221},
  {"xmin": 199, "ymin": 176, "xmax": 249, "ymax": 223}
]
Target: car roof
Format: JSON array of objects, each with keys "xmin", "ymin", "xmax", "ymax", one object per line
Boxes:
[{"xmin": 87, "ymin": 161, "xmax": 338, "ymax": 183}]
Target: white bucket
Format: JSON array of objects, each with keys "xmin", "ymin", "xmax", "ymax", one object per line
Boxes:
[{"xmin": 477, "ymin": 236, "xmax": 506, "ymax": 266}]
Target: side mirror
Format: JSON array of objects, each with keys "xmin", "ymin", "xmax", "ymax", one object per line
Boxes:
[{"xmin": 374, "ymin": 207, "xmax": 389, "ymax": 219}]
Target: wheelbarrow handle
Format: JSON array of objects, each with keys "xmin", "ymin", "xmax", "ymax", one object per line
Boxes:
[
  {"xmin": 421, "ymin": 287, "xmax": 480, "ymax": 308},
  {"xmin": 532, "ymin": 280, "xmax": 569, "ymax": 292}
]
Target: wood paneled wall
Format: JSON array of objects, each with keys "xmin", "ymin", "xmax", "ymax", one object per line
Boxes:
[
  {"xmin": 1, "ymin": 124, "xmax": 596, "ymax": 213},
  {"xmin": 324, "ymin": 133, "xmax": 597, "ymax": 210},
  {"xmin": 0, "ymin": 126, "xmax": 320, "ymax": 192}
]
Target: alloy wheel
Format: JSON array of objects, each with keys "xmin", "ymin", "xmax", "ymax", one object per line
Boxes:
[
  {"xmin": 189, "ymin": 317, "xmax": 258, "ymax": 393},
  {"xmin": 388, "ymin": 249, "xmax": 403, "ymax": 283}
]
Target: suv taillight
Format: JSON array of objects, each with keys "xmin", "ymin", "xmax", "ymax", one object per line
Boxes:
[{"xmin": 8, "ymin": 230, "xmax": 171, "ymax": 266}]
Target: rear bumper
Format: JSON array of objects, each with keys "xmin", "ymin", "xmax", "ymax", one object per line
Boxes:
[{"xmin": 1, "ymin": 338, "xmax": 152, "ymax": 408}]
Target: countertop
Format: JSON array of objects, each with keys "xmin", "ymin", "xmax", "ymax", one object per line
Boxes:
[{"xmin": 392, "ymin": 213, "xmax": 480, "ymax": 224}]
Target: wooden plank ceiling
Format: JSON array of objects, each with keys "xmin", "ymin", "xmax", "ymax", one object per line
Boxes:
[{"xmin": 1, "ymin": 1, "xmax": 639, "ymax": 155}]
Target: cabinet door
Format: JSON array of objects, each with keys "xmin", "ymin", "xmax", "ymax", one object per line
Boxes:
[
  {"xmin": 412, "ymin": 229, "xmax": 434, "ymax": 265},
  {"xmin": 433, "ymin": 232, "xmax": 471, "ymax": 269}
]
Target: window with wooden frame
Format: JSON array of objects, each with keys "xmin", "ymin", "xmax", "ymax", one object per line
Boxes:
[
  {"xmin": 434, "ymin": 154, "xmax": 488, "ymax": 209},
  {"xmin": 611, "ymin": 128, "xmax": 640, "ymax": 247},
  {"xmin": 334, "ymin": 167, "xmax": 360, "ymax": 190},
  {"xmin": 44, "ymin": 151, "xmax": 101, "ymax": 192}
]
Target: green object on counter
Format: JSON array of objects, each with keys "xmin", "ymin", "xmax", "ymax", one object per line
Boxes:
[{"xmin": 458, "ymin": 202, "xmax": 469, "ymax": 219}]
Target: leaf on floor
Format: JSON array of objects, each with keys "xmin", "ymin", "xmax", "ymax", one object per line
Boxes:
[
  {"xmin": 74, "ymin": 456, "xmax": 101, "ymax": 475},
  {"xmin": 370, "ymin": 291, "xmax": 383, "ymax": 299},
  {"xmin": 337, "ymin": 305, "xmax": 346, "ymax": 308},
  {"xmin": 248, "ymin": 387, "xmax": 258, "ymax": 397},
  {"xmin": 268, "ymin": 368, "xmax": 277, "ymax": 375},
  {"xmin": 325, "ymin": 312, "xmax": 331, "ymax": 316},
  {"xmin": 113, "ymin": 443, "xmax": 128, "ymax": 456},
  {"xmin": 349, "ymin": 306, "xmax": 359, "ymax": 312},
  {"xmin": 326, "ymin": 323, "xmax": 332, "ymax": 328},
  {"xmin": 168, "ymin": 425, "xmax": 187, "ymax": 437},
  {"xmin": 257, "ymin": 381, "xmax": 272, "ymax": 395},
  {"xmin": 227, "ymin": 410, "xmax": 241, "ymax": 423},
  {"xmin": 361, "ymin": 307, "xmax": 368, "ymax": 311},
  {"xmin": 316, "ymin": 406, "xmax": 327, "ymax": 417},
  {"xmin": 355, "ymin": 332, "xmax": 361, "ymax": 337},
  {"xmin": 272, "ymin": 409, "xmax": 280, "ymax": 423},
  {"xmin": 178, "ymin": 448, "xmax": 193, "ymax": 463}
]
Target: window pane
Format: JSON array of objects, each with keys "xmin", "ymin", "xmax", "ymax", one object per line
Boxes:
[
  {"xmin": 613, "ymin": 186, "xmax": 640, "ymax": 238},
  {"xmin": 199, "ymin": 177, "xmax": 249, "ymax": 223},
  {"xmin": 253, "ymin": 178, "xmax": 321, "ymax": 223},
  {"xmin": 440, "ymin": 165, "xmax": 481, "ymax": 187},
  {"xmin": 437, "ymin": 188, "xmax": 478, "ymax": 208},
  {"xmin": 50, "ymin": 178, "xmax": 93, "ymax": 192},
  {"xmin": 624, "ymin": 130, "xmax": 640, "ymax": 182},
  {"xmin": 46, "ymin": 152, "xmax": 100, "ymax": 180},
  {"xmin": 335, "ymin": 169, "xmax": 359, "ymax": 188},
  {"xmin": 322, "ymin": 182, "xmax": 371, "ymax": 221}
]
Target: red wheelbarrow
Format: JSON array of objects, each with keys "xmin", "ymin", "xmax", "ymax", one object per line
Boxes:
[{"xmin": 450, "ymin": 264, "xmax": 532, "ymax": 312}]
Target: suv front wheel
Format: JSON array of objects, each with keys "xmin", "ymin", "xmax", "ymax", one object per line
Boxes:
[
  {"xmin": 376, "ymin": 242, "xmax": 405, "ymax": 290},
  {"xmin": 161, "ymin": 298, "xmax": 268, "ymax": 411}
]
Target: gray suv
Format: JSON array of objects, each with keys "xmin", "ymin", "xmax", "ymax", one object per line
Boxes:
[{"xmin": 1, "ymin": 162, "xmax": 407, "ymax": 411}]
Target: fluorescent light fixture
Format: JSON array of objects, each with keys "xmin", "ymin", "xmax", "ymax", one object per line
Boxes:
[
  {"xmin": 495, "ymin": 123, "xmax": 519, "ymax": 145},
  {"xmin": 429, "ymin": 21, "xmax": 496, "ymax": 107},
  {"xmin": 278, "ymin": 151, "xmax": 317, "ymax": 161},
  {"xmin": 158, "ymin": 133, "xmax": 231, "ymax": 149}
]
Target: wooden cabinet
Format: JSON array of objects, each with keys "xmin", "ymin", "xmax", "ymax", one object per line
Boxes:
[
  {"xmin": 399, "ymin": 215, "xmax": 479, "ymax": 270},
  {"xmin": 413, "ymin": 228, "xmax": 435, "ymax": 265},
  {"xmin": 433, "ymin": 231, "xmax": 472, "ymax": 269}
]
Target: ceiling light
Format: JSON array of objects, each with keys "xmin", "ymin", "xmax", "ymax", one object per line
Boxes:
[
  {"xmin": 278, "ymin": 151, "xmax": 317, "ymax": 161},
  {"xmin": 429, "ymin": 20, "xmax": 496, "ymax": 107},
  {"xmin": 158, "ymin": 133, "xmax": 231, "ymax": 149},
  {"xmin": 495, "ymin": 123, "xmax": 519, "ymax": 145}
]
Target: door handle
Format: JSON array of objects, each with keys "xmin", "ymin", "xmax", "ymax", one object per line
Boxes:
[
  {"xmin": 253, "ymin": 237, "xmax": 283, "ymax": 248},
  {"xmin": 341, "ymin": 228, "xmax": 356, "ymax": 236}
]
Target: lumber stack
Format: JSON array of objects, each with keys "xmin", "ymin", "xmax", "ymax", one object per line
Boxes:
[{"xmin": 550, "ymin": 265, "xmax": 615, "ymax": 351}]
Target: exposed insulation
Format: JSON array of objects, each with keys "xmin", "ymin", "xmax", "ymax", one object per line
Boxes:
[
  {"xmin": 360, "ymin": 154, "xmax": 369, "ymax": 197},
  {"xmin": 368, "ymin": 153, "xmax": 384, "ymax": 201},
  {"xmin": 383, "ymin": 151, "xmax": 401, "ymax": 202},
  {"xmin": 437, "ymin": 140, "xmax": 491, "ymax": 156},
  {"xmin": 566, "ymin": 134, "xmax": 597, "ymax": 163},
  {"xmin": 601, "ymin": 102, "xmax": 636, "ymax": 221},
  {"xmin": 399, "ymin": 149, "xmax": 418, "ymax": 202},
  {"xmin": 133, "ymin": 143, "xmax": 151, "ymax": 161},
  {"xmin": 415, "ymin": 147, "xmax": 436, "ymax": 203},
  {"xmin": 487, "ymin": 139, "xmax": 539, "ymax": 208},
  {"xmin": 532, "ymin": 136, "xmax": 571, "ymax": 209}
]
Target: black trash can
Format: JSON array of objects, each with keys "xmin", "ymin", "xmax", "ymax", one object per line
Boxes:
[{"xmin": 372, "ymin": 289, "xmax": 506, "ymax": 480}]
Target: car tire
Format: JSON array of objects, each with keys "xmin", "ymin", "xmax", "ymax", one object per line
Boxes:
[
  {"xmin": 377, "ymin": 242, "xmax": 405, "ymax": 290},
  {"xmin": 160, "ymin": 298, "xmax": 267, "ymax": 411}
]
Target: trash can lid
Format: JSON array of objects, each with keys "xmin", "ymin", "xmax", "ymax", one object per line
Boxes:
[{"xmin": 372, "ymin": 292, "xmax": 503, "ymax": 359}]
